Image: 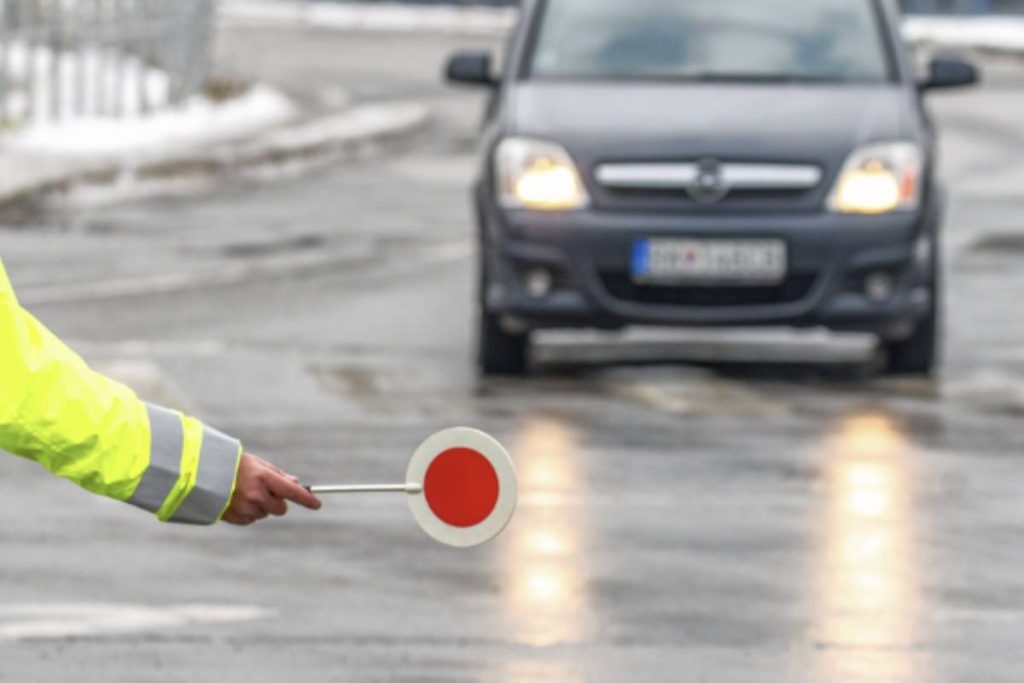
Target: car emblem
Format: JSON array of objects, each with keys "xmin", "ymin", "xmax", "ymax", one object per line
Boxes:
[{"xmin": 686, "ymin": 158, "xmax": 729, "ymax": 204}]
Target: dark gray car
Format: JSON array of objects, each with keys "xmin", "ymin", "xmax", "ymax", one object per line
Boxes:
[{"xmin": 446, "ymin": 0, "xmax": 978, "ymax": 376}]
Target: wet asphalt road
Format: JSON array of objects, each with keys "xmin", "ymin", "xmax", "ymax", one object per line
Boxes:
[{"xmin": 3, "ymin": 26, "xmax": 1024, "ymax": 683}]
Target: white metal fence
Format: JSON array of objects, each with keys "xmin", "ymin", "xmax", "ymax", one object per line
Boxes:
[{"xmin": 0, "ymin": 0, "xmax": 216, "ymax": 126}]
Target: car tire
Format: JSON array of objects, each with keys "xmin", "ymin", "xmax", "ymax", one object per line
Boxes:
[
  {"xmin": 477, "ymin": 247, "xmax": 530, "ymax": 376},
  {"xmin": 883, "ymin": 286, "xmax": 940, "ymax": 377},
  {"xmin": 478, "ymin": 307, "xmax": 530, "ymax": 376}
]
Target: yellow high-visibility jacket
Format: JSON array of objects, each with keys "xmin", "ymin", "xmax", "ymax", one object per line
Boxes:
[{"xmin": 0, "ymin": 257, "xmax": 240, "ymax": 524}]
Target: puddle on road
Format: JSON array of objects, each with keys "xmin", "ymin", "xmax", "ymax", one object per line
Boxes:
[
  {"xmin": 813, "ymin": 412, "xmax": 928, "ymax": 682},
  {"xmin": 968, "ymin": 232, "xmax": 1024, "ymax": 254},
  {"xmin": 214, "ymin": 233, "xmax": 325, "ymax": 259}
]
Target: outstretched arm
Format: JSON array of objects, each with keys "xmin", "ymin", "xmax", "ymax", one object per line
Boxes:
[{"xmin": 0, "ymin": 258, "xmax": 319, "ymax": 524}]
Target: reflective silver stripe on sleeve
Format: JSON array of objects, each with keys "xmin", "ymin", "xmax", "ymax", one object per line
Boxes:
[
  {"xmin": 169, "ymin": 425, "xmax": 240, "ymax": 525},
  {"xmin": 127, "ymin": 404, "xmax": 184, "ymax": 513}
]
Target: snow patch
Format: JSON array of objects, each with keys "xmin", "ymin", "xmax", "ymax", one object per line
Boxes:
[
  {"xmin": 3, "ymin": 85, "xmax": 297, "ymax": 160},
  {"xmin": 903, "ymin": 15, "xmax": 1024, "ymax": 53}
]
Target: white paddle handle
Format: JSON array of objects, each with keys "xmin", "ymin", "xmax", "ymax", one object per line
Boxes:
[{"xmin": 306, "ymin": 483, "xmax": 423, "ymax": 495}]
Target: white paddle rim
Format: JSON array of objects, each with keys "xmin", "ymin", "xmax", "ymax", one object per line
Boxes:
[{"xmin": 406, "ymin": 427, "xmax": 517, "ymax": 548}]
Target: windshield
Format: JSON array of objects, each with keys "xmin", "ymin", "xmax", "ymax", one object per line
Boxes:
[{"xmin": 528, "ymin": 0, "xmax": 893, "ymax": 83}]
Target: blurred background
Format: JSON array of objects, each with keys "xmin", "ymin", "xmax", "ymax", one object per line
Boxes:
[{"xmin": 2, "ymin": 1, "xmax": 1024, "ymax": 681}]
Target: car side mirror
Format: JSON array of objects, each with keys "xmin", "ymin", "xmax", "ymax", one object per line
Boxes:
[
  {"xmin": 446, "ymin": 51, "xmax": 497, "ymax": 87},
  {"xmin": 920, "ymin": 55, "xmax": 979, "ymax": 91}
]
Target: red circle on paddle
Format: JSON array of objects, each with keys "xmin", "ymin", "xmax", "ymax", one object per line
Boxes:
[{"xmin": 423, "ymin": 447, "xmax": 500, "ymax": 528}]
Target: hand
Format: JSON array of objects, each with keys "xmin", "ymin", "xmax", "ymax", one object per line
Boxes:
[{"xmin": 222, "ymin": 454, "xmax": 322, "ymax": 526}]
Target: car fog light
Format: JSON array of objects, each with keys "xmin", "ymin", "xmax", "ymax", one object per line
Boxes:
[
  {"xmin": 865, "ymin": 272, "xmax": 894, "ymax": 303},
  {"xmin": 524, "ymin": 268, "xmax": 553, "ymax": 298}
]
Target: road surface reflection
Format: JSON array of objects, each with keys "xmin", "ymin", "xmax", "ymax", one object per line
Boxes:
[
  {"xmin": 496, "ymin": 414, "xmax": 592, "ymax": 653},
  {"xmin": 815, "ymin": 412, "xmax": 927, "ymax": 682}
]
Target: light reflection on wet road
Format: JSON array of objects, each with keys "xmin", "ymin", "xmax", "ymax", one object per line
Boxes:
[
  {"xmin": 816, "ymin": 413, "xmax": 922, "ymax": 682},
  {"xmin": 500, "ymin": 415, "xmax": 591, "ymax": 649}
]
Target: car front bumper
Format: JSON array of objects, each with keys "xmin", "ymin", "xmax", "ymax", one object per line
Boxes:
[{"xmin": 481, "ymin": 200, "xmax": 938, "ymax": 342}]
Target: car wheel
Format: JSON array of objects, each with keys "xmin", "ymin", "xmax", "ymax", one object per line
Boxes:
[
  {"xmin": 478, "ymin": 307, "xmax": 529, "ymax": 376},
  {"xmin": 883, "ymin": 286, "xmax": 940, "ymax": 377},
  {"xmin": 477, "ymin": 248, "xmax": 530, "ymax": 376}
]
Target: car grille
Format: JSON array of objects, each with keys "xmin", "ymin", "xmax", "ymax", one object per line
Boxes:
[
  {"xmin": 592, "ymin": 161, "xmax": 824, "ymax": 212},
  {"xmin": 599, "ymin": 271, "xmax": 818, "ymax": 307},
  {"xmin": 601, "ymin": 186, "xmax": 811, "ymax": 208}
]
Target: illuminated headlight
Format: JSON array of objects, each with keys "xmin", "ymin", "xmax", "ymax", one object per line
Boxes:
[
  {"xmin": 495, "ymin": 138, "xmax": 589, "ymax": 211},
  {"xmin": 827, "ymin": 142, "xmax": 922, "ymax": 215}
]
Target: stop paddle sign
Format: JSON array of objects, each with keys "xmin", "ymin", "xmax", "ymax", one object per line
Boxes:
[
  {"xmin": 307, "ymin": 428, "xmax": 517, "ymax": 548},
  {"xmin": 406, "ymin": 427, "xmax": 517, "ymax": 547}
]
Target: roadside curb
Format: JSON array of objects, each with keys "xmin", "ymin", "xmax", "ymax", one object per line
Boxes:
[
  {"xmin": 0, "ymin": 98, "xmax": 429, "ymax": 216},
  {"xmin": 219, "ymin": 100, "xmax": 428, "ymax": 170}
]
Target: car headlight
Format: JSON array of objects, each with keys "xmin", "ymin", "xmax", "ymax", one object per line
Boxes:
[
  {"xmin": 827, "ymin": 142, "xmax": 922, "ymax": 214},
  {"xmin": 495, "ymin": 138, "xmax": 589, "ymax": 211}
]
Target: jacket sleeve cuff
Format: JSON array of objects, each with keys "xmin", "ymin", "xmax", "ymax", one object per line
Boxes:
[
  {"xmin": 166, "ymin": 424, "xmax": 242, "ymax": 525},
  {"xmin": 128, "ymin": 404, "xmax": 242, "ymax": 525}
]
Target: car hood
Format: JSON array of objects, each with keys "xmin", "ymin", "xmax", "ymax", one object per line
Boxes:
[{"xmin": 505, "ymin": 82, "xmax": 923, "ymax": 166}]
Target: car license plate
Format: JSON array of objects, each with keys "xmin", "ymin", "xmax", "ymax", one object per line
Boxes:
[{"xmin": 631, "ymin": 238, "xmax": 787, "ymax": 284}]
